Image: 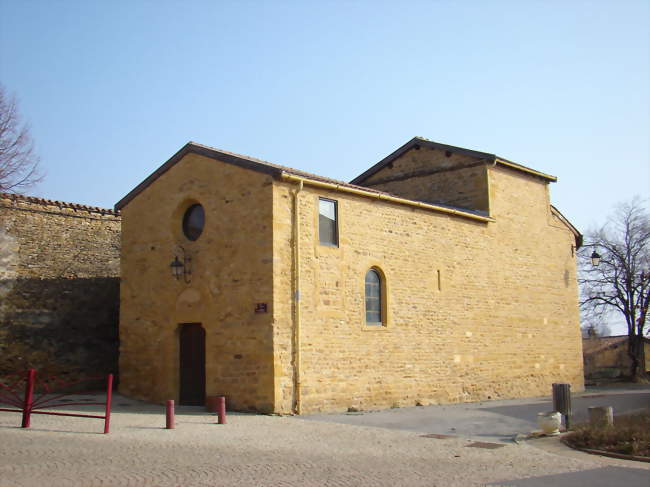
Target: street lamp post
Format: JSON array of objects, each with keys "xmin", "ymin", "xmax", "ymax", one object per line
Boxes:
[{"xmin": 590, "ymin": 251, "xmax": 601, "ymax": 267}]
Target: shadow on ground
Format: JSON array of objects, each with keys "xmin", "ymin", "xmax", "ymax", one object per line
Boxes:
[
  {"xmin": 487, "ymin": 466, "xmax": 650, "ymax": 487},
  {"xmin": 298, "ymin": 385, "xmax": 650, "ymax": 442},
  {"xmin": 480, "ymin": 392, "xmax": 650, "ymax": 424}
]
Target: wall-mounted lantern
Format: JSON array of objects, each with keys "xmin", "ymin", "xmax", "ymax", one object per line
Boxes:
[
  {"xmin": 590, "ymin": 251, "xmax": 601, "ymax": 267},
  {"xmin": 170, "ymin": 247, "xmax": 192, "ymax": 283}
]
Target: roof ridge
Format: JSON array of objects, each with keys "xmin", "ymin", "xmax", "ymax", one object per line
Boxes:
[
  {"xmin": 349, "ymin": 137, "xmax": 556, "ymax": 184},
  {"xmin": 186, "ymin": 142, "xmax": 492, "ymax": 213},
  {"xmin": 0, "ymin": 192, "xmax": 120, "ymax": 216},
  {"xmin": 187, "ymin": 141, "xmax": 378, "ymax": 191},
  {"xmin": 115, "ymin": 141, "xmax": 490, "ymax": 222}
]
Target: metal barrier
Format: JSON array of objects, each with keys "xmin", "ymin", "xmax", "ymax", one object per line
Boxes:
[{"xmin": 0, "ymin": 369, "xmax": 113, "ymax": 434}]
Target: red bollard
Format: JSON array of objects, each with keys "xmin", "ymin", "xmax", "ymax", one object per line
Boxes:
[
  {"xmin": 21, "ymin": 369, "xmax": 36, "ymax": 428},
  {"xmin": 217, "ymin": 396, "xmax": 226, "ymax": 425},
  {"xmin": 104, "ymin": 374, "xmax": 113, "ymax": 434},
  {"xmin": 166, "ymin": 400, "xmax": 175, "ymax": 429}
]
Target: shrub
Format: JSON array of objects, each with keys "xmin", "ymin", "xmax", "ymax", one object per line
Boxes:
[{"xmin": 563, "ymin": 411, "xmax": 650, "ymax": 457}]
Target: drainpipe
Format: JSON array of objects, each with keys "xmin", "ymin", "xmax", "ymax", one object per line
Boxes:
[{"xmin": 292, "ymin": 180, "xmax": 303, "ymax": 414}]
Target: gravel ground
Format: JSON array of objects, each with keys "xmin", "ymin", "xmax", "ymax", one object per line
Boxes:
[{"xmin": 0, "ymin": 394, "xmax": 648, "ymax": 487}]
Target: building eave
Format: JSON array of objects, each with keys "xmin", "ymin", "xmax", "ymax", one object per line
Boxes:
[
  {"xmin": 281, "ymin": 173, "xmax": 494, "ymax": 223},
  {"xmin": 550, "ymin": 205, "xmax": 583, "ymax": 248}
]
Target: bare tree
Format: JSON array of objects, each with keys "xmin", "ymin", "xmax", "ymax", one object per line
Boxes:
[
  {"xmin": 579, "ymin": 197, "xmax": 650, "ymax": 380},
  {"xmin": 580, "ymin": 311, "xmax": 611, "ymax": 338},
  {"xmin": 0, "ymin": 85, "xmax": 42, "ymax": 192}
]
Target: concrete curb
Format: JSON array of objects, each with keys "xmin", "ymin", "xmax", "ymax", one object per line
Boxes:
[
  {"xmin": 526, "ymin": 435, "xmax": 650, "ymax": 470},
  {"xmin": 560, "ymin": 439, "xmax": 650, "ymax": 464}
]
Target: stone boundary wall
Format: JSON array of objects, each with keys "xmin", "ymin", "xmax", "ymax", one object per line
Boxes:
[{"xmin": 0, "ymin": 193, "xmax": 121, "ymax": 386}]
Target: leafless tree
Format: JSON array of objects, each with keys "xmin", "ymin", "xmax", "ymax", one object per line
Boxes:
[
  {"xmin": 580, "ymin": 311, "xmax": 611, "ymax": 338},
  {"xmin": 579, "ymin": 197, "xmax": 650, "ymax": 379},
  {"xmin": 0, "ymin": 85, "xmax": 42, "ymax": 192}
]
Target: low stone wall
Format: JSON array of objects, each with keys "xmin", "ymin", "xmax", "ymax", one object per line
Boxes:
[
  {"xmin": 0, "ymin": 193, "xmax": 120, "ymax": 387},
  {"xmin": 0, "ymin": 277, "xmax": 119, "ymax": 386}
]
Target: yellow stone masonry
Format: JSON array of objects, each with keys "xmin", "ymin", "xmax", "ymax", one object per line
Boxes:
[
  {"xmin": 363, "ymin": 145, "xmax": 490, "ymax": 212},
  {"xmin": 119, "ymin": 153, "xmax": 276, "ymax": 411},
  {"xmin": 118, "ymin": 142, "xmax": 584, "ymax": 414}
]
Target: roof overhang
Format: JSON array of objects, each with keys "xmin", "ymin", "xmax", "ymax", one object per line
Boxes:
[
  {"xmin": 551, "ymin": 205, "xmax": 583, "ymax": 248},
  {"xmin": 281, "ymin": 173, "xmax": 494, "ymax": 223}
]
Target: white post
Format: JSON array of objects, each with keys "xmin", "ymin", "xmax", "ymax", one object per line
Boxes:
[{"xmin": 588, "ymin": 406, "xmax": 613, "ymax": 427}]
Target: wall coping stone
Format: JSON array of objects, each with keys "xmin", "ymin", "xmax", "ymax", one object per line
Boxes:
[{"xmin": 1, "ymin": 192, "xmax": 120, "ymax": 218}]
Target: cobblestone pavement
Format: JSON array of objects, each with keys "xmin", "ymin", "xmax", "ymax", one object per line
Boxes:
[{"xmin": 0, "ymin": 395, "xmax": 648, "ymax": 487}]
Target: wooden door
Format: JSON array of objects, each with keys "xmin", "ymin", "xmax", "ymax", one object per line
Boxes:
[{"xmin": 179, "ymin": 323, "xmax": 205, "ymax": 405}]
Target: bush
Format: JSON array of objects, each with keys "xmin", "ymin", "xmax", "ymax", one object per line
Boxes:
[{"xmin": 563, "ymin": 411, "xmax": 650, "ymax": 457}]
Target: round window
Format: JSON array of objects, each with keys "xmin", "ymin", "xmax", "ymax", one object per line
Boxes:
[{"xmin": 182, "ymin": 204, "xmax": 205, "ymax": 241}]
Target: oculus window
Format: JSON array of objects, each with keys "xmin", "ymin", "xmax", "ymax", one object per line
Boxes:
[
  {"xmin": 182, "ymin": 204, "xmax": 205, "ymax": 241},
  {"xmin": 365, "ymin": 269, "xmax": 383, "ymax": 325},
  {"xmin": 318, "ymin": 198, "xmax": 338, "ymax": 246}
]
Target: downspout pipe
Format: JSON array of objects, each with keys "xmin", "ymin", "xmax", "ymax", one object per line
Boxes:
[{"xmin": 292, "ymin": 180, "xmax": 303, "ymax": 414}]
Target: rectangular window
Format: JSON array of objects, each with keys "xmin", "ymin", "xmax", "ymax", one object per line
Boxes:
[{"xmin": 318, "ymin": 198, "xmax": 338, "ymax": 246}]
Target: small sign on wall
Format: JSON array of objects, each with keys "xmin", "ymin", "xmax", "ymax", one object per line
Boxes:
[{"xmin": 255, "ymin": 303, "xmax": 268, "ymax": 314}]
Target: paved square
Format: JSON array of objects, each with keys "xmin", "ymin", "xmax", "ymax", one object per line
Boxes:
[{"xmin": 0, "ymin": 393, "xmax": 648, "ymax": 486}]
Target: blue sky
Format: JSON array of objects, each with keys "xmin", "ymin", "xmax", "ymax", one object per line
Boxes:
[{"xmin": 1, "ymin": 0, "xmax": 648, "ymax": 231}]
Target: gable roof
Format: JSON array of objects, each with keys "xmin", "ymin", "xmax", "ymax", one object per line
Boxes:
[
  {"xmin": 114, "ymin": 142, "xmax": 493, "ymax": 222},
  {"xmin": 116, "ymin": 142, "xmax": 386, "ymax": 211},
  {"xmin": 349, "ymin": 137, "xmax": 557, "ymax": 185}
]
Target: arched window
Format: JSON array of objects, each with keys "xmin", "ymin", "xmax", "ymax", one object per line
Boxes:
[{"xmin": 365, "ymin": 269, "xmax": 382, "ymax": 325}]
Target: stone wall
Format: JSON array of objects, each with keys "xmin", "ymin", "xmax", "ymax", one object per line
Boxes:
[
  {"xmin": 119, "ymin": 144, "xmax": 583, "ymax": 414},
  {"xmin": 583, "ymin": 337, "xmax": 650, "ymax": 380},
  {"xmin": 361, "ymin": 145, "xmax": 491, "ymax": 212},
  {"xmin": 118, "ymin": 154, "xmax": 276, "ymax": 411},
  {"xmin": 0, "ymin": 194, "xmax": 120, "ymax": 386},
  {"xmin": 273, "ymin": 164, "xmax": 583, "ymax": 414}
]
